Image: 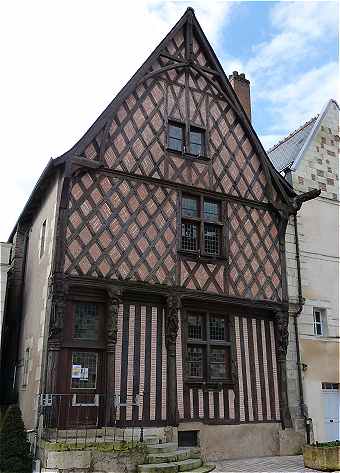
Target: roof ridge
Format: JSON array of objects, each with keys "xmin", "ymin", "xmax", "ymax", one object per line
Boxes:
[{"xmin": 267, "ymin": 115, "xmax": 318, "ymax": 153}]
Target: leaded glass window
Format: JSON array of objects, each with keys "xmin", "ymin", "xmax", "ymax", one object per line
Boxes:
[
  {"xmin": 188, "ymin": 313, "xmax": 203, "ymax": 339},
  {"xmin": 209, "ymin": 348, "xmax": 227, "ymax": 379},
  {"xmin": 188, "ymin": 346, "xmax": 204, "ymax": 378},
  {"xmin": 186, "ymin": 311, "xmax": 231, "ymax": 383},
  {"xmin": 74, "ymin": 303, "xmax": 98, "ymax": 340},
  {"xmin": 209, "ymin": 316, "xmax": 225, "ymax": 341},
  {"xmin": 71, "ymin": 351, "xmax": 97, "ymax": 389},
  {"xmin": 181, "ymin": 222, "xmax": 198, "ymax": 251},
  {"xmin": 204, "ymin": 224, "xmax": 220, "ymax": 256}
]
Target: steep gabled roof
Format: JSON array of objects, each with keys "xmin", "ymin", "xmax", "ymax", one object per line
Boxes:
[
  {"xmin": 9, "ymin": 7, "xmax": 308, "ymax": 241},
  {"xmin": 268, "ymin": 99, "xmax": 340, "ymax": 172},
  {"xmin": 55, "ymin": 7, "xmax": 297, "ymax": 207},
  {"xmin": 268, "ymin": 117, "xmax": 317, "ymax": 172}
]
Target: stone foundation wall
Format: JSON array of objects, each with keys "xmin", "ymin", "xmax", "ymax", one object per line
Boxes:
[{"xmin": 177, "ymin": 422, "xmax": 304, "ymax": 461}]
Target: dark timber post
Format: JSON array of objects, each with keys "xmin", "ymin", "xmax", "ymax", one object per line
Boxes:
[
  {"xmin": 105, "ymin": 287, "xmax": 122, "ymax": 426},
  {"xmin": 166, "ymin": 294, "xmax": 180, "ymax": 426},
  {"xmin": 46, "ymin": 276, "xmax": 66, "ymax": 394},
  {"xmin": 275, "ymin": 309, "xmax": 293, "ymax": 429}
]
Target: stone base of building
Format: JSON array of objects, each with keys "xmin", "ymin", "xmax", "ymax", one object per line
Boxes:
[{"xmin": 177, "ymin": 422, "xmax": 306, "ymax": 461}]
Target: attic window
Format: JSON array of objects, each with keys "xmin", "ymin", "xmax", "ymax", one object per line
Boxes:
[
  {"xmin": 168, "ymin": 122, "xmax": 184, "ymax": 152},
  {"xmin": 189, "ymin": 127, "xmax": 205, "ymax": 156}
]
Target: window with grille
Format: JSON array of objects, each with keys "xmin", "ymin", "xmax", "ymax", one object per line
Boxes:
[
  {"xmin": 181, "ymin": 222, "xmax": 198, "ymax": 251},
  {"xmin": 74, "ymin": 303, "xmax": 98, "ymax": 340},
  {"xmin": 313, "ymin": 308, "xmax": 326, "ymax": 336},
  {"xmin": 188, "ymin": 313, "xmax": 204, "ymax": 340},
  {"xmin": 186, "ymin": 310, "xmax": 231, "ymax": 383},
  {"xmin": 188, "ymin": 346, "xmax": 204, "ymax": 378},
  {"xmin": 71, "ymin": 352, "xmax": 98, "ymax": 389},
  {"xmin": 181, "ymin": 195, "xmax": 223, "ymax": 257},
  {"xmin": 189, "ymin": 127, "xmax": 205, "ymax": 156},
  {"xmin": 168, "ymin": 122, "xmax": 184, "ymax": 152},
  {"xmin": 204, "ymin": 224, "xmax": 220, "ymax": 256}
]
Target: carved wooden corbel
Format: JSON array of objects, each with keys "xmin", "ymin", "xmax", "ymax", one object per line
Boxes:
[
  {"xmin": 106, "ymin": 287, "xmax": 122, "ymax": 351},
  {"xmin": 275, "ymin": 309, "xmax": 293, "ymax": 429},
  {"xmin": 165, "ymin": 294, "xmax": 181, "ymax": 354}
]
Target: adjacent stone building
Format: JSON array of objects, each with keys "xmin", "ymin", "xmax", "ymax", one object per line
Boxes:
[
  {"xmin": 0, "ymin": 242, "xmax": 12, "ymax": 354},
  {"xmin": 1, "ymin": 8, "xmax": 320, "ymax": 459},
  {"xmin": 269, "ymin": 99, "xmax": 340, "ymax": 442}
]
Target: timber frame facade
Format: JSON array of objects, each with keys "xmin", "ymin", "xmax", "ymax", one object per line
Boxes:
[{"xmin": 1, "ymin": 8, "xmax": 320, "ymax": 444}]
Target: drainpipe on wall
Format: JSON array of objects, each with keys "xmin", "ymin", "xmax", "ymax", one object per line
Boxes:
[{"xmin": 293, "ymin": 212, "xmax": 312, "ymax": 444}]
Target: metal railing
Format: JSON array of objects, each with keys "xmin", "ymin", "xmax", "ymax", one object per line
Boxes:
[{"xmin": 37, "ymin": 393, "xmax": 145, "ymax": 447}]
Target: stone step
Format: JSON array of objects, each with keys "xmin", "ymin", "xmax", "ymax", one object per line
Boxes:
[
  {"xmin": 138, "ymin": 462, "xmax": 178, "ymax": 473},
  {"xmin": 176, "ymin": 458, "xmax": 202, "ymax": 471},
  {"xmin": 147, "ymin": 449, "xmax": 191, "ymax": 463},
  {"xmin": 138, "ymin": 458, "xmax": 202, "ymax": 473},
  {"xmin": 147, "ymin": 442, "xmax": 178, "ymax": 454},
  {"xmin": 190, "ymin": 465, "xmax": 215, "ymax": 473}
]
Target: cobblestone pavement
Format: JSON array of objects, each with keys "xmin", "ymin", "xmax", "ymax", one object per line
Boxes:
[{"xmin": 213, "ymin": 455, "xmax": 320, "ymax": 472}]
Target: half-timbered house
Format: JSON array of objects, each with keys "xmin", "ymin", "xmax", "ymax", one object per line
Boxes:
[{"xmin": 0, "ymin": 8, "xmax": 320, "ymax": 459}]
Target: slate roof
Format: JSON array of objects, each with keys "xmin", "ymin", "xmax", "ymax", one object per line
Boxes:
[{"xmin": 267, "ymin": 116, "xmax": 317, "ymax": 172}]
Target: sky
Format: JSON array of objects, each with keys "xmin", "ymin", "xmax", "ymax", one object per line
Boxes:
[{"xmin": 0, "ymin": 0, "xmax": 338, "ymax": 240}]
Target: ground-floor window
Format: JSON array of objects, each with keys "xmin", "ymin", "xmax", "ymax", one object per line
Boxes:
[{"xmin": 186, "ymin": 310, "xmax": 232, "ymax": 383}]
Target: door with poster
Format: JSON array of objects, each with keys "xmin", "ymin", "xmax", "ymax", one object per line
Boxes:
[{"xmin": 57, "ymin": 299, "xmax": 106, "ymax": 428}]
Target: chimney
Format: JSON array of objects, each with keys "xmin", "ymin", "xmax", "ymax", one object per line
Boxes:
[{"xmin": 228, "ymin": 71, "xmax": 251, "ymax": 121}]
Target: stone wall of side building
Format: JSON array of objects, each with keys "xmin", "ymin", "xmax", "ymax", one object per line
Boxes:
[
  {"xmin": 16, "ymin": 172, "xmax": 62, "ymax": 429},
  {"xmin": 0, "ymin": 242, "xmax": 12, "ymax": 353},
  {"xmin": 287, "ymin": 101, "xmax": 340, "ymax": 442}
]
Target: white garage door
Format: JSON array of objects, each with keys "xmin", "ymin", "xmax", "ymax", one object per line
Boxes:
[{"xmin": 322, "ymin": 383, "xmax": 340, "ymax": 442}]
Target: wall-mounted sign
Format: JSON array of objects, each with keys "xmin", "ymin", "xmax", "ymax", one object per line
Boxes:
[
  {"xmin": 80, "ymin": 367, "xmax": 89, "ymax": 380},
  {"xmin": 72, "ymin": 364, "xmax": 82, "ymax": 379}
]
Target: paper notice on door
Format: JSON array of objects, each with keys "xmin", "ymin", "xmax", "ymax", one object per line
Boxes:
[
  {"xmin": 72, "ymin": 364, "xmax": 82, "ymax": 378},
  {"xmin": 80, "ymin": 368, "xmax": 89, "ymax": 380}
]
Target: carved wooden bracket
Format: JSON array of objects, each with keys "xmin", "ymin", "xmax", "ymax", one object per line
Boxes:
[
  {"xmin": 106, "ymin": 287, "xmax": 122, "ymax": 351},
  {"xmin": 165, "ymin": 294, "xmax": 181, "ymax": 354},
  {"xmin": 275, "ymin": 310, "xmax": 289, "ymax": 359}
]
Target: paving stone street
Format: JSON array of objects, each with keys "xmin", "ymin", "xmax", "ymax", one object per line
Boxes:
[{"xmin": 214, "ymin": 455, "xmax": 322, "ymax": 472}]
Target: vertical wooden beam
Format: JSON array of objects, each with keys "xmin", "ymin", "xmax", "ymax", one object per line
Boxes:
[
  {"xmin": 166, "ymin": 293, "xmax": 181, "ymax": 425},
  {"xmin": 105, "ymin": 287, "xmax": 122, "ymax": 426},
  {"xmin": 275, "ymin": 309, "xmax": 293, "ymax": 429},
  {"xmin": 45, "ymin": 277, "xmax": 67, "ymax": 394}
]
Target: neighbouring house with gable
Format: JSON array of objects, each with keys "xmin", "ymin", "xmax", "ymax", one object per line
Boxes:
[
  {"xmin": 0, "ymin": 8, "xmax": 321, "ymax": 460},
  {"xmin": 268, "ymin": 99, "xmax": 340, "ymax": 443}
]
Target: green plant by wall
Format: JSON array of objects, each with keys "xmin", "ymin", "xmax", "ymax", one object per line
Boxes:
[{"xmin": 0, "ymin": 405, "xmax": 32, "ymax": 473}]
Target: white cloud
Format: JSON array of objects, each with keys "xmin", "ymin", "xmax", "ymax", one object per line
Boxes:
[
  {"xmin": 0, "ymin": 0, "xmax": 232, "ymax": 240},
  {"xmin": 259, "ymin": 134, "xmax": 284, "ymax": 151},
  {"xmin": 261, "ymin": 62, "xmax": 339, "ymax": 131}
]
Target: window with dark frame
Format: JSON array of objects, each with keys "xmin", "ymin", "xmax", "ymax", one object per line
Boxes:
[
  {"xmin": 167, "ymin": 122, "xmax": 206, "ymax": 157},
  {"xmin": 189, "ymin": 127, "xmax": 205, "ymax": 156},
  {"xmin": 22, "ymin": 347, "xmax": 30, "ymax": 387},
  {"xmin": 313, "ymin": 308, "xmax": 326, "ymax": 336},
  {"xmin": 40, "ymin": 220, "xmax": 46, "ymax": 258},
  {"xmin": 181, "ymin": 195, "xmax": 223, "ymax": 257},
  {"xmin": 168, "ymin": 122, "xmax": 184, "ymax": 152},
  {"xmin": 74, "ymin": 303, "xmax": 98, "ymax": 340},
  {"xmin": 186, "ymin": 311, "xmax": 231, "ymax": 382}
]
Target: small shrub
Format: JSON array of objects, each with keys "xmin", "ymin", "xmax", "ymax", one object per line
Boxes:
[{"xmin": 0, "ymin": 405, "xmax": 32, "ymax": 473}]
